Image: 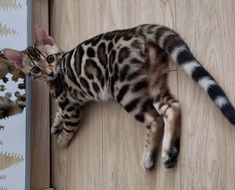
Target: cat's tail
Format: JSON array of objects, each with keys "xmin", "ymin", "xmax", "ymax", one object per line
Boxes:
[{"xmin": 154, "ymin": 25, "xmax": 235, "ymax": 125}]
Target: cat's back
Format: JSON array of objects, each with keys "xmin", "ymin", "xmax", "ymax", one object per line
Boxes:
[
  {"xmin": 69, "ymin": 24, "xmax": 165, "ymax": 101},
  {"xmin": 78, "ymin": 24, "xmax": 160, "ymax": 71},
  {"xmin": 81, "ymin": 24, "xmax": 157, "ymax": 46}
]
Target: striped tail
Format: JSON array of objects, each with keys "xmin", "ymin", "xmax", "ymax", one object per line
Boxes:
[{"xmin": 155, "ymin": 25, "xmax": 235, "ymax": 125}]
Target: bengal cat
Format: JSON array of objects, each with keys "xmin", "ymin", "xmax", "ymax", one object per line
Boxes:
[{"xmin": 3, "ymin": 25, "xmax": 235, "ymax": 170}]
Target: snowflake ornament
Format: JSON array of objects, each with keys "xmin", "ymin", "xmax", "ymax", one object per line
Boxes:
[{"xmin": 0, "ymin": 73, "xmax": 25, "ymax": 101}]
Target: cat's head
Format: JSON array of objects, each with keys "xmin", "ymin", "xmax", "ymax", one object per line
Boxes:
[{"xmin": 3, "ymin": 25, "xmax": 63, "ymax": 80}]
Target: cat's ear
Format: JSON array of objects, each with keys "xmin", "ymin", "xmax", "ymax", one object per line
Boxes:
[
  {"xmin": 3, "ymin": 49, "xmax": 23, "ymax": 69},
  {"xmin": 35, "ymin": 25, "xmax": 54, "ymax": 45}
]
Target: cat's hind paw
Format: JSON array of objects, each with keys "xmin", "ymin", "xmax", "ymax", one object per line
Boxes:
[
  {"xmin": 142, "ymin": 150, "xmax": 156, "ymax": 171},
  {"xmin": 162, "ymin": 146, "xmax": 178, "ymax": 168}
]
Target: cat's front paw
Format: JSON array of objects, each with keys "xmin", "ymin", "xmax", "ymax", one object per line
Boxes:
[
  {"xmin": 162, "ymin": 146, "xmax": 178, "ymax": 168},
  {"xmin": 56, "ymin": 131, "xmax": 74, "ymax": 148},
  {"xmin": 142, "ymin": 150, "xmax": 156, "ymax": 171}
]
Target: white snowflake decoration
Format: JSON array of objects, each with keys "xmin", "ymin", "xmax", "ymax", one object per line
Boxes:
[{"xmin": 0, "ymin": 73, "xmax": 25, "ymax": 101}]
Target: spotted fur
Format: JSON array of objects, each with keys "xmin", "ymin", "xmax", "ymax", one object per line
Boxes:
[{"xmin": 3, "ymin": 24, "xmax": 235, "ymax": 170}]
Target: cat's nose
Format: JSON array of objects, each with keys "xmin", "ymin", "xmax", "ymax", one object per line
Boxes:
[{"xmin": 48, "ymin": 72, "xmax": 54, "ymax": 77}]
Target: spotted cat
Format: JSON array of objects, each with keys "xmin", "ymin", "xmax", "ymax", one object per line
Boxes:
[{"xmin": 3, "ymin": 25, "xmax": 235, "ymax": 170}]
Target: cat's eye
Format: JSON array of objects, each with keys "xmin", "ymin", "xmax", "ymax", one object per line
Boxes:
[
  {"xmin": 46, "ymin": 55, "xmax": 55, "ymax": 64},
  {"xmin": 31, "ymin": 66, "xmax": 41, "ymax": 74}
]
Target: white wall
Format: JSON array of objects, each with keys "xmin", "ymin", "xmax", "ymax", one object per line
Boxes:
[{"xmin": 0, "ymin": 1, "xmax": 28, "ymax": 190}]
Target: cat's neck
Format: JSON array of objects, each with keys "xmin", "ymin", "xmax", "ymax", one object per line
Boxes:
[{"xmin": 58, "ymin": 48, "xmax": 76, "ymax": 74}]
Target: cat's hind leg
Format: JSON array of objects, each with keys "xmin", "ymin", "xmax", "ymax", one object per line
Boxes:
[
  {"xmin": 51, "ymin": 110, "xmax": 63, "ymax": 134},
  {"xmin": 153, "ymin": 92, "xmax": 181, "ymax": 168},
  {"xmin": 142, "ymin": 115, "xmax": 164, "ymax": 171}
]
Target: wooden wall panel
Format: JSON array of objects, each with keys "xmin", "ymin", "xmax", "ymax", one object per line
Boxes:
[
  {"xmin": 176, "ymin": 0, "xmax": 235, "ymax": 190},
  {"xmin": 99, "ymin": 1, "xmax": 179, "ymax": 190},
  {"xmin": 50, "ymin": 2, "xmax": 104, "ymax": 190},
  {"xmin": 31, "ymin": 0, "xmax": 50, "ymax": 189}
]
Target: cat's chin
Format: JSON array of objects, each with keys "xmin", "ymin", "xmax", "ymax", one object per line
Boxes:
[{"xmin": 46, "ymin": 73, "xmax": 59, "ymax": 81}]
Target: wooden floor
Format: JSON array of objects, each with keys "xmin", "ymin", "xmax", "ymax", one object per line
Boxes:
[{"xmin": 50, "ymin": 0, "xmax": 235, "ymax": 189}]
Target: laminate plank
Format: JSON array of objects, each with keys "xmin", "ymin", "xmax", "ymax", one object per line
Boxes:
[
  {"xmin": 31, "ymin": 0, "xmax": 50, "ymax": 189},
  {"xmin": 176, "ymin": 0, "xmax": 235, "ymax": 189},
  {"xmin": 100, "ymin": 1, "xmax": 178, "ymax": 190},
  {"xmin": 50, "ymin": 0, "xmax": 178, "ymax": 190},
  {"xmin": 50, "ymin": 2, "xmax": 104, "ymax": 190},
  {"xmin": 50, "ymin": 0, "xmax": 235, "ymax": 189}
]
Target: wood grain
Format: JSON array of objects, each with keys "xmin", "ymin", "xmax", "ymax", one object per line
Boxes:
[
  {"xmin": 176, "ymin": 0, "xmax": 235, "ymax": 190},
  {"xmin": 50, "ymin": 0, "xmax": 235, "ymax": 190},
  {"xmin": 31, "ymin": 0, "xmax": 50, "ymax": 189}
]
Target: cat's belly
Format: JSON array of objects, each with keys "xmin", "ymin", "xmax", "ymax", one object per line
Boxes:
[{"xmin": 99, "ymin": 85, "xmax": 113, "ymax": 101}]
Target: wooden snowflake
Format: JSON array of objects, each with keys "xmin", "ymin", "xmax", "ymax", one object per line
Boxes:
[
  {"xmin": 0, "ymin": 0, "xmax": 21, "ymax": 10},
  {"xmin": 0, "ymin": 152, "xmax": 24, "ymax": 171}
]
